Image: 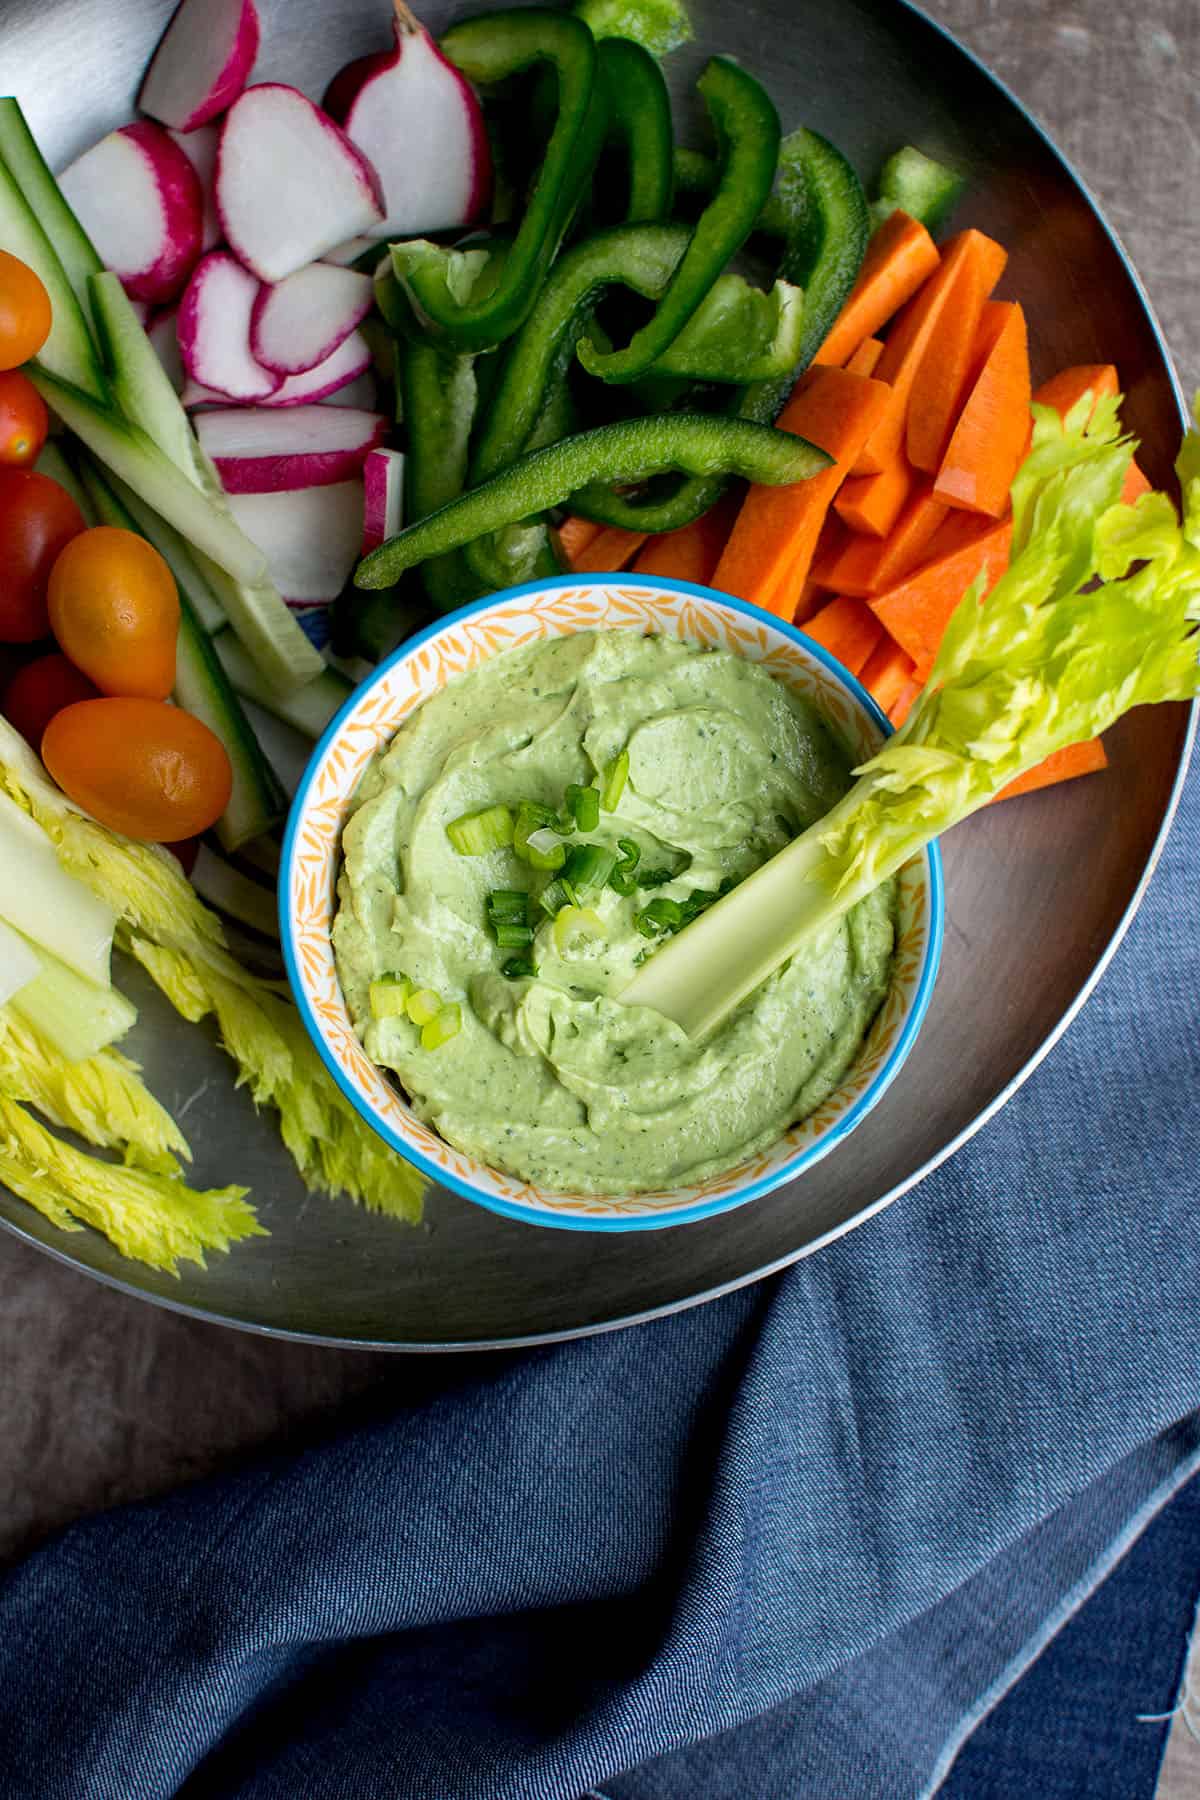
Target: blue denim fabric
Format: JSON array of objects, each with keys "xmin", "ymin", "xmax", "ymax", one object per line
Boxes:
[{"xmin": 0, "ymin": 755, "xmax": 1194, "ymax": 1800}]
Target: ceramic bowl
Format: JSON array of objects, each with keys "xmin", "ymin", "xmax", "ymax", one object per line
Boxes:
[{"xmin": 280, "ymin": 576, "xmax": 944, "ymax": 1230}]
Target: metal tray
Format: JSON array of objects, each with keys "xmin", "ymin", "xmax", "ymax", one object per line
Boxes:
[{"xmin": 1, "ymin": 0, "xmax": 1192, "ymax": 1348}]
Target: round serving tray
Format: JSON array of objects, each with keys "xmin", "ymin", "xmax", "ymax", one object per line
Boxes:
[{"xmin": 1, "ymin": 0, "xmax": 1192, "ymax": 1348}]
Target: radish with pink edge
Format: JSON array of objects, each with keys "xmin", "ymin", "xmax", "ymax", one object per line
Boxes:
[
  {"xmin": 325, "ymin": 0, "xmax": 490, "ymax": 241},
  {"xmin": 58, "ymin": 122, "xmax": 204, "ymax": 304},
  {"xmin": 216, "ymin": 85, "xmax": 385, "ymax": 284},
  {"xmin": 250, "ymin": 331, "xmax": 371, "ymax": 407},
  {"xmin": 169, "ymin": 125, "xmax": 222, "ymax": 251},
  {"xmin": 139, "ymin": 0, "xmax": 261, "ymax": 134},
  {"xmin": 250, "ymin": 263, "xmax": 373, "ymax": 377},
  {"xmin": 178, "ymin": 250, "xmax": 281, "ymax": 402},
  {"xmin": 361, "ymin": 448, "xmax": 405, "ymax": 553},
  {"xmin": 195, "ymin": 405, "xmax": 387, "ymax": 493},
  {"xmin": 227, "ymin": 483, "xmax": 365, "ymax": 602}
]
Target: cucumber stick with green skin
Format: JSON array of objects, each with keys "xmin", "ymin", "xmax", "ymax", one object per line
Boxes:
[
  {"xmin": 78, "ymin": 458, "xmax": 286, "ymax": 852},
  {"xmin": 212, "ymin": 630, "xmax": 353, "ymax": 742},
  {"xmin": 0, "ymin": 148, "xmax": 106, "ymax": 399},
  {"xmin": 0, "ymin": 98, "xmax": 103, "ymax": 320}
]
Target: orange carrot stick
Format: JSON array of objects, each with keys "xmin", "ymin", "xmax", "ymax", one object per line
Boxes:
[
  {"xmin": 632, "ymin": 494, "xmax": 739, "ymax": 585},
  {"xmin": 869, "ymin": 515, "xmax": 1012, "ymax": 677},
  {"xmin": 556, "ymin": 515, "xmax": 604, "ymax": 565},
  {"xmin": 1121, "ymin": 461, "xmax": 1152, "ymax": 504},
  {"xmin": 813, "ymin": 211, "xmax": 940, "ymax": 369},
  {"xmin": 933, "ymin": 300, "xmax": 1031, "ymax": 517},
  {"xmin": 571, "ymin": 524, "xmax": 649, "ymax": 573},
  {"xmin": 991, "ymin": 740, "xmax": 1108, "ymax": 802},
  {"xmin": 712, "ymin": 367, "xmax": 893, "ymax": 618},
  {"xmin": 801, "ymin": 595, "xmax": 883, "ymax": 675},
  {"xmin": 815, "ymin": 486, "xmax": 950, "ymax": 595},
  {"xmin": 1032, "ymin": 364, "xmax": 1118, "ymax": 415},
  {"xmin": 906, "ymin": 239, "xmax": 1010, "ymax": 473},
  {"xmin": 859, "ymin": 637, "xmax": 916, "ymax": 715},
  {"xmin": 845, "ymin": 336, "xmax": 885, "ymax": 377},
  {"xmin": 887, "ymin": 673, "xmax": 924, "ymax": 728},
  {"xmin": 835, "ymin": 451, "xmax": 914, "ymax": 538}
]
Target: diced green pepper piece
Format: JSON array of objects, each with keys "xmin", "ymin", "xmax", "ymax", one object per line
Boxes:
[{"xmin": 871, "ymin": 145, "xmax": 966, "ymax": 236}]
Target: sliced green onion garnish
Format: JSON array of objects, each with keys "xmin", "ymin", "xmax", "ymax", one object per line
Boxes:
[
  {"xmin": 600, "ymin": 749, "xmax": 629, "ymax": 813},
  {"xmin": 565, "ymin": 783, "xmax": 600, "ymax": 832},
  {"xmin": 608, "ymin": 837, "xmax": 641, "ymax": 896},
  {"xmin": 487, "ymin": 888, "xmax": 529, "ymax": 925},
  {"xmin": 501, "ymin": 955, "xmax": 538, "ymax": 980},
  {"xmin": 634, "ymin": 897, "xmax": 686, "ymax": 937},
  {"xmin": 538, "ymin": 876, "xmax": 579, "ymax": 917},
  {"xmin": 637, "ymin": 866, "xmax": 675, "ymax": 889},
  {"xmin": 421, "ymin": 1002, "xmax": 462, "ymax": 1051},
  {"xmin": 561, "ymin": 842, "xmax": 617, "ymax": 894},
  {"xmin": 405, "ymin": 986, "xmax": 443, "ymax": 1026},
  {"xmin": 525, "ymin": 827, "xmax": 566, "ymax": 862},
  {"xmin": 514, "ymin": 800, "xmax": 567, "ymax": 870},
  {"xmin": 369, "ymin": 972, "xmax": 412, "ymax": 1019},
  {"xmin": 493, "ymin": 921, "xmax": 534, "ymax": 948},
  {"xmin": 446, "ymin": 804, "xmax": 514, "ymax": 856},
  {"xmin": 552, "ymin": 905, "xmax": 606, "ymax": 955}
]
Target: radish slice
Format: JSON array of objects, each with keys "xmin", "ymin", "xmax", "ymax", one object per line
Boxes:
[
  {"xmin": 195, "ymin": 405, "xmax": 387, "ymax": 492},
  {"xmin": 169, "ymin": 125, "xmax": 221, "ymax": 251},
  {"xmin": 321, "ymin": 236, "xmax": 377, "ymax": 269},
  {"xmin": 178, "ymin": 251, "xmax": 281, "ymax": 401},
  {"xmin": 327, "ymin": 5, "xmax": 490, "ymax": 240},
  {"xmin": 226, "ymin": 483, "xmax": 365, "ymax": 600},
  {"xmin": 216, "ymin": 85, "xmax": 384, "ymax": 283},
  {"xmin": 325, "ymin": 371, "xmax": 379, "ymax": 410},
  {"xmin": 148, "ymin": 304, "xmax": 185, "ymax": 393},
  {"xmin": 139, "ymin": 0, "xmax": 261, "ymax": 134},
  {"xmin": 250, "ymin": 263, "xmax": 372, "ymax": 377},
  {"xmin": 58, "ymin": 122, "xmax": 203, "ymax": 304},
  {"xmin": 361, "ymin": 447, "xmax": 404, "ymax": 552},
  {"xmin": 250, "ymin": 331, "xmax": 370, "ymax": 407}
]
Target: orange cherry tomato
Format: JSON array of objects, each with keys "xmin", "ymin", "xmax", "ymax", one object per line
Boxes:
[
  {"xmin": 0, "ymin": 467, "xmax": 87, "ymax": 642},
  {"xmin": 1, "ymin": 651, "xmax": 99, "ymax": 747},
  {"xmin": 42, "ymin": 698, "xmax": 232, "ymax": 841},
  {"xmin": 0, "ymin": 251, "xmax": 52, "ymax": 371},
  {"xmin": 0, "ymin": 371, "xmax": 49, "ymax": 467},
  {"xmin": 47, "ymin": 525, "xmax": 180, "ymax": 699}
]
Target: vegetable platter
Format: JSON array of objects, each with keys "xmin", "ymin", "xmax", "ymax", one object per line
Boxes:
[{"xmin": 0, "ymin": 0, "xmax": 1191, "ymax": 1348}]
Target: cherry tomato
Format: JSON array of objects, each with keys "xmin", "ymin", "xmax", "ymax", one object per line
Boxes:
[
  {"xmin": 163, "ymin": 836, "xmax": 200, "ymax": 876},
  {"xmin": 41, "ymin": 698, "xmax": 233, "ymax": 842},
  {"xmin": 47, "ymin": 525, "xmax": 180, "ymax": 698},
  {"xmin": 0, "ymin": 467, "xmax": 87, "ymax": 642},
  {"xmin": 1, "ymin": 651, "xmax": 99, "ymax": 747},
  {"xmin": 0, "ymin": 371, "xmax": 48, "ymax": 467},
  {"xmin": 0, "ymin": 251, "xmax": 52, "ymax": 371}
]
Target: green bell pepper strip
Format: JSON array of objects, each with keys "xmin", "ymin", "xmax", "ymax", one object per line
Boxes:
[
  {"xmin": 870, "ymin": 144, "xmax": 965, "ymax": 235},
  {"xmin": 650, "ymin": 273, "xmax": 804, "ymax": 382},
  {"xmin": 399, "ymin": 341, "xmax": 481, "ymax": 611},
  {"xmin": 356, "ymin": 414, "xmax": 828, "ymax": 589},
  {"xmin": 396, "ymin": 11, "xmax": 598, "ymax": 351},
  {"xmin": 575, "ymin": 0, "xmax": 693, "ymax": 56},
  {"xmin": 595, "ymin": 37, "xmax": 674, "ymax": 224},
  {"xmin": 577, "ymin": 56, "xmax": 781, "ymax": 384}
]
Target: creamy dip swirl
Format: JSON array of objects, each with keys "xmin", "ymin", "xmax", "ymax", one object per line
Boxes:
[{"xmin": 333, "ymin": 630, "xmax": 896, "ymax": 1192}]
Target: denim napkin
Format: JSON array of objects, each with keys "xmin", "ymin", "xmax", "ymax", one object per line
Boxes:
[{"xmin": 0, "ymin": 746, "xmax": 1195, "ymax": 1800}]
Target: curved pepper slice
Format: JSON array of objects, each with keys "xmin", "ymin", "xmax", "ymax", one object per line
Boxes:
[
  {"xmin": 577, "ymin": 56, "xmax": 781, "ymax": 383},
  {"xmin": 396, "ymin": 10, "xmax": 599, "ymax": 351},
  {"xmin": 594, "ymin": 36, "xmax": 675, "ymax": 225},
  {"xmin": 355, "ymin": 415, "xmax": 829, "ymax": 589}
]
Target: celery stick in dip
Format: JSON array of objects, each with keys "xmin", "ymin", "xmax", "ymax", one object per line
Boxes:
[{"xmin": 332, "ymin": 630, "xmax": 896, "ymax": 1193}]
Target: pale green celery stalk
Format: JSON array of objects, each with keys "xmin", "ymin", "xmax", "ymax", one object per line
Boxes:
[
  {"xmin": 7, "ymin": 937, "xmax": 137, "ymax": 1063},
  {"xmin": 0, "ymin": 1092, "xmax": 263, "ymax": 1274},
  {"xmin": 0, "ymin": 918, "xmax": 38, "ymax": 1008},
  {"xmin": 624, "ymin": 392, "xmax": 1200, "ymax": 1038},
  {"xmin": 0, "ymin": 787, "xmax": 116, "ymax": 987},
  {"xmin": 0, "ymin": 1007, "xmax": 188, "ymax": 1174}
]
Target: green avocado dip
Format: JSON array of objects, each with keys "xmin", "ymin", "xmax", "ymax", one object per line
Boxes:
[{"xmin": 332, "ymin": 630, "xmax": 896, "ymax": 1193}]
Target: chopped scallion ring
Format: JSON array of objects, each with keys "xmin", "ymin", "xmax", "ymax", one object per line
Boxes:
[
  {"xmin": 561, "ymin": 842, "xmax": 617, "ymax": 894},
  {"xmin": 565, "ymin": 783, "xmax": 600, "ymax": 832},
  {"xmin": 446, "ymin": 804, "xmax": 514, "ymax": 856},
  {"xmin": 369, "ymin": 972, "xmax": 412, "ymax": 1019},
  {"xmin": 552, "ymin": 905, "xmax": 606, "ymax": 955},
  {"xmin": 405, "ymin": 987, "xmax": 443, "ymax": 1026},
  {"xmin": 600, "ymin": 749, "xmax": 629, "ymax": 813},
  {"xmin": 421, "ymin": 1002, "xmax": 462, "ymax": 1051}
]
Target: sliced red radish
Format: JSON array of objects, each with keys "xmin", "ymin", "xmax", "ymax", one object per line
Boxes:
[
  {"xmin": 321, "ymin": 236, "xmax": 377, "ymax": 269},
  {"xmin": 250, "ymin": 331, "xmax": 370, "ymax": 407},
  {"xmin": 58, "ymin": 123, "xmax": 203, "ymax": 304},
  {"xmin": 250, "ymin": 264, "xmax": 373, "ymax": 377},
  {"xmin": 216, "ymin": 85, "xmax": 384, "ymax": 284},
  {"xmin": 226, "ymin": 483, "xmax": 365, "ymax": 600},
  {"xmin": 326, "ymin": 0, "xmax": 490, "ymax": 240},
  {"xmin": 361, "ymin": 448, "xmax": 404, "ymax": 552},
  {"xmin": 139, "ymin": 0, "xmax": 261, "ymax": 134},
  {"xmin": 195, "ymin": 405, "xmax": 387, "ymax": 492},
  {"xmin": 325, "ymin": 371, "xmax": 379, "ymax": 410},
  {"xmin": 148, "ymin": 304, "xmax": 185, "ymax": 393},
  {"xmin": 178, "ymin": 251, "xmax": 281, "ymax": 402},
  {"xmin": 169, "ymin": 125, "xmax": 222, "ymax": 251}
]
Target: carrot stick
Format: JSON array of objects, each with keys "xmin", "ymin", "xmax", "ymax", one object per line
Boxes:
[
  {"xmin": 815, "ymin": 486, "xmax": 949, "ymax": 595},
  {"xmin": 835, "ymin": 451, "xmax": 914, "ymax": 538},
  {"xmin": 991, "ymin": 740, "xmax": 1108, "ymax": 802},
  {"xmin": 571, "ymin": 524, "xmax": 649, "ymax": 573},
  {"xmin": 845, "ymin": 336, "xmax": 885, "ymax": 377},
  {"xmin": 712, "ymin": 367, "xmax": 893, "ymax": 617},
  {"xmin": 1121, "ymin": 461, "xmax": 1152, "ymax": 504},
  {"xmin": 906, "ymin": 237, "xmax": 1010, "ymax": 472},
  {"xmin": 933, "ymin": 300, "xmax": 1031, "ymax": 517},
  {"xmin": 850, "ymin": 228, "xmax": 1008, "ymax": 477},
  {"xmin": 1032, "ymin": 364, "xmax": 1118, "ymax": 415},
  {"xmin": 793, "ymin": 577, "xmax": 831, "ymax": 625},
  {"xmin": 813, "ymin": 211, "xmax": 940, "ymax": 369},
  {"xmin": 887, "ymin": 673, "xmax": 923, "ymax": 728},
  {"xmin": 801, "ymin": 595, "xmax": 883, "ymax": 675},
  {"xmin": 557, "ymin": 515, "xmax": 604, "ymax": 565},
  {"xmin": 859, "ymin": 637, "xmax": 916, "ymax": 715},
  {"xmin": 632, "ymin": 494, "xmax": 739, "ymax": 585},
  {"xmin": 869, "ymin": 514, "xmax": 1012, "ymax": 677}
]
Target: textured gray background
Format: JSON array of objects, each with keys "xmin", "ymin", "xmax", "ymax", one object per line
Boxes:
[{"xmin": 2, "ymin": 0, "xmax": 1198, "ymax": 1783}]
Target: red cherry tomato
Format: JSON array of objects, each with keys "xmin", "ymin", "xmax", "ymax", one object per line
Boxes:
[
  {"xmin": 163, "ymin": 836, "xmax": 200, "ymax": 876},
  {"xmin": 0, "ymin": 468, "xmax": 87, "ymax": 642},
  {"xmin": 0, "ymin": 370, "xmax": 49, "ymax": 467},
  {"xmin": 0, "ymin": 651, "xmax": 99, "ymax": 747},
  {"xmin": 0, "ymin": 251, "xmax": 52, "ymax": 371}
]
